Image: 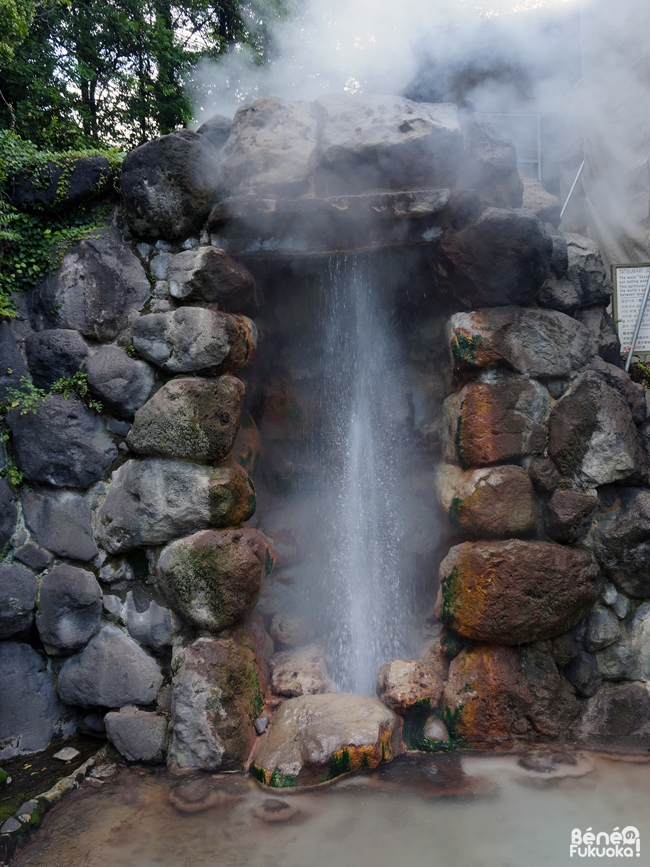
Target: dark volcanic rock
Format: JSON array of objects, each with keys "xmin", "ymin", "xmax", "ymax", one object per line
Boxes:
[
  {"xmin": 105, "ymin": 709, "xmax": 168, "ymax": 763},
  {"xmin": 131, "ymin": 307, "xmax": 256, "ymax": 375},
  {"xmin": 576, "ymin": 307, "xmax": 622, "ymax": 367},
  {"xmin": 458, "ymin": 110, "xmax": 523, "ymax": 209},
  {"xmin": 9, "ymin": 155, "xmax": 115, "ymax": 211},
  {"xmin": 32, "ymin": 229, "xmax": 150, "ymax": 342},
  {"xmin": 127, "ymin": 376, "xmax": 245, "ymax": 461},
  {"xmin": 0, "ymin": 563, "xmax": 36, "ymax": 638},
  {"xmin": 24, "ymin": 329, "xmax": 90, "ymax": 389},
  {"xmin": 84, "ymin": 345, "xmax": 155, "ymax": 419},
  {"xmin": 537, "ymin": 278, "xmax": 580, "ymax": 315},
  {"xmin": 57, "ymin": 625, "xmax": 163, "ymax": 708},
  {"xmin": 167, "ymin": 248, "xmax": 256, "ymax": 313},
  {"xmin": 587, "ymin": 356, "xmax": 645, "ymax": 423},
  {"xmin": 7, "ymin": 395, "xmax": 117, "ymax": 488},
  {"xmin": 14, "ymin": 543, "xmax": 52, "ymax": 571},
  {"xmin": 592, "ymin": 488, "xmax": 650, "ymax": 597},
  {"xmin": 444, "ymin": 371, "xmax": 549, "ymax": 468},
  {"xmin": 431, "ymin": 208, "xmax": 552, "ymax": 308},
  {"xmin": 565, "ymin": 233, "xmax": 614, "ymax": 307},
  {"xmin": 0, "ymin": 322, "xmax": 28, "ymax": 402},
  {"xmin": 0, "ymin": 478, "xmax": 17, "ymax": 549},
  {"xmin": 545, "ymin": 487, "xmax": 598, "ymax": 544},
  {"xmin": 0, "ymin": 642, "xmax": 75, "ymax": 759},
  {"xmin": 547, "ymin": 370, "xmax": 645, "ymax": 487},
  {"xmin": 575, "ymin": 682, "xmax": 650, "ymax": 746},
  {"xmin": 36, "ymin": 564, "xmax": 102, "ymax": 655},
  {"xmin": 96, "ymin": 458, "xmax": 255, "ymax": 554},
  {"xmin": 196, "ymin": 114, "xmax": 232, "ymax": 151},
  {"xmin": 21, "ymin": 487, "xmax": 97, "ymax": 561},
  {"xmin": 564, "ymin": 650, "xmax": 603, "ymax": 698},
  {"xmin": 436, "ymin": 539, "xmax": 600, "ymax": 644},
  {"xmin": 447, "ymin": 307, "xmax": 593, "ymax": 379},
  {"xmin": 122, "ymin": 130, "xmax": 221, "ymax": 239},
  {"xmin": 520, "ymin": 173, "xmax": 560, "ymax": 225},
  {"xmin": 157, "ymin": 528, "xmax": 274, "ymax": 632}
]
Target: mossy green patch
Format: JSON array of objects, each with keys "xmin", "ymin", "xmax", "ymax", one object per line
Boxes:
[
  {"xmin": 268, "ymin": 769, "xmax": 298, "ymax": 789},
  {"xmin": 438, "ymin": 565, "xmax": 458, "ymax": 623},
  {"xmin": 451, "ymin": 331, "xmax": 490, "ymax": 366}
]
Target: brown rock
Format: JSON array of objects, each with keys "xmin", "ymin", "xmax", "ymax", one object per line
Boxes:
[
  {"xmin": 545, "ymin": 488, "xmax": 598, "ymax": 543},
  {"xmin": 270, "ymin": 646, "xmax": 335, "ymax": 697},
  {"xmin": 232, "ymin": 413, "xmax": 261, "ymax": 475},
  {"xmin": 376, "ymin": 659, "xmax": 444, "ymax": 715},
  {"xmin": 269, "ymin": 612, "xmax": 309, "ymax": 648},
  {"xmin": 527, "ymin": 456, "xmax": 562, "ymax": 492},
  {"xmin": 443, "ymin": 372, "xmax": 549, "ymax": 468},
  {"xmin": 435, "ymin": 540, "xmax": 600, "ymax": 644},
  {"xmin": 127, "ymin": 376, "xmax": 245, "ymax": 461},
  {"xmin": 443, "ymin": 645, "xmax": 533, "ymax": 746},
  {"xmin": 249, "ymin": 694, "xmax": 403, "ymax": 787},
  {"xmin": 518, "ymin": 644, "xmax": 581, "ymax": 738},
  {"xmin": 436, "ymin": 464, "xmax": 539, "ymax": 538},
  {"xmin": 157, "ymin": 528, "xmax": 275, "ymax": 632},
  {"xmin": 167, "ymin": 248, "xmax": 256, "ymax": 313}
]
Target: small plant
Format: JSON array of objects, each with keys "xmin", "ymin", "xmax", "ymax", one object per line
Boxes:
[
  {"xmin": 3, "ymin": 376, "xmax": 46, "ymax": 415},
  {"xmin": 1, "ymin": 372, "xmax": 102, "ymax": 415},
  {"xmin": 50, "ymin": 372, "xmax": 103, "ymax": 412},
  {"xmin": 5, "ymin": 460, "xmax": 23, "ymax": 487}
]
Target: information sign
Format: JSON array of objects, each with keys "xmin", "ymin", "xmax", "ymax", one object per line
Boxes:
[{"xmin": 612, "ymin": 264, "xmax": 650, "ymax": 355}]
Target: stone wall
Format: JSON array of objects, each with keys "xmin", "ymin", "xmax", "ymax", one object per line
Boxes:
[{"xmin": 1, "ymin": 93, "xmax": 649, "ymax": 789}]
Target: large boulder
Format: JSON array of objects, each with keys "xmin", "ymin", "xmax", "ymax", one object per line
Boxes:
[
  {"xmin": 458, "ymin": 110, "xmax": 523, "ymax": 209},
  {"xmin": 576, "ymin": 307, "xmax": 622, "ymax": 366},
  {"xmin": 443, "ymin": 372, "xmax": 549, "ymax": 468},
  {"xmin": 167, "ymin": 635, "xmax": 264, "ymax": 773},
  {"xmin": 592, "ymin": 489, "xmax": 650, "ymax": 597},
  {"xmin": 167, "ymin": 248, "xmax": 256, "ymax": 313},
  {"xmin": 24, "ymin": 329, "xmax": 89, "ymax": 389},
  {"xmin": 435, "ymin": 464, "xmax": 538, "ymax": 538},
  {"xmin": 575, "ymin": 682, "xmax": 650, "ymax": 748},
  {"xmin": 196, "ymin": 113, "xmax": 232, "ymax": 151},
  {"xmin": 431, "ymin": 208, "xmax": 552, "ymax": 308},
  {"xmin": 126, "ymin": 376, "xmax": 245, "ymax": 461},
  {"xmin": 131, "ymin": 307, "xmax": 256, "ymax": 375},
  {"xmin": 220, "ymin": 98, "xmax": 319, "ymax": 198},
  {"xmin": 36, "ymin": 565, "xmax": 102, "ymax": 655},
  {"xmin": 7, "ymin": 395, "xmax": 117, "ymax": 488},
  {"xmin": 20, "ymin": 487, "xmax": 97, "ymax": 561},
  {"xmin": 96, "ymin": 458, "xmax": 255, "ymax": 554},
  {"xmin": 249, "ymin": 694, "xmax": 403, "ymax": 787},
  {"xmin": 123, "ymin": 590, "xmax": 178, "ymax": 653},
  {"xmin": 84, "ymin": 345, "xmax": 155, "ymax": 419},
  {"xmin": 0, "ymin": 322, "xmax": 28, "ymax": 401},
  {"xmin": 436, "ymin": 540, "xmax": 600, "ymax": 644},
  {"xmin": 447, "ymin": 307, "xmax": 593, "ymax": 379},
  {"xmin": 597, "ymin": 603, "xmax": 650, "ymax": 681},
  {"xmin": 0, "ymin": 479, "xmax": 17, "ymax": 549},
  {"xmin": 520, "ymin": 173, "xmax": 560, "ymax": 224},
  {"xmin": 57, "ymin": 625, "xmax": 163, "ymax": 708},
  {"xmin": 121, "ymin": 130, "xmax": 221, "ymax": 239},
  {"xmin": 0, "ymin": 642, "xmax": 75, "ymax": 760},
  {"xmin": 156, "ymin": 527, "xmax": 273, "ymax": 632},
  {"xmin": 31, "ymin": 229, "xmax": 150, "ymax": 341},
  {"xmin": 0, "ymin": 563, "xmax": 36, "ymax": 638},
  {"xmin": 9, "ymin": 155, "xmax": 116, "ymax": 211},
  {"xmin": 565, "ymin": 233, "xmax": 614, "ymax": 307},
  {"xmin": 104, "ymin": 709, "xmax": 168, "ymax": 763},
  {"xmin": 270, "ymin": 646, "xmax": 335, "ymax": 697},
  {"xmin": 548, "ymin": 370, "xmax": 645, "ymax": 487},
  {"xmin": 315, "ymin": 94, "xmax": 461, "ymax": 196}
]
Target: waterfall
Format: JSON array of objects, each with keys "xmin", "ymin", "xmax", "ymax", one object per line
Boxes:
[{"xmin": 313, "ymin": 253, "xmax": 410, "ymax": 696}]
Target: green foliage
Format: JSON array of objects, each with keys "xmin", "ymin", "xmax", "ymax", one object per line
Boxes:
[
  {"xmin": 0, "ymin": 129, "xmax": 121, "ymax": 313},
  {"xmin": 5, "ymin": 459, "xmax": 23, "ymax": 486},
  {"xmin": 2, "ymin": 372, "xmax": 103, "ymax": 415},
  {"xmin": 0, "ymin": 0, "xmax": 35, "ymax": 63},
  {"xmin": 629, "ymin": 361, "xmax": 650, "ymax": 390}
]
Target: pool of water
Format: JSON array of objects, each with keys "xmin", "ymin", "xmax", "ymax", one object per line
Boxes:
[{"xmin": 12, "ymin": 750, "xmax": 650, "ymax": 867}]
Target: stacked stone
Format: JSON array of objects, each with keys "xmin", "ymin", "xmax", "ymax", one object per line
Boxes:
[
  {"xmin": 428, "ymin": 208, "xmax": 650, "ymax": 749},
  {"xmin": 0, "ymin": 127, "xmax": 275, "ymax": 772}
]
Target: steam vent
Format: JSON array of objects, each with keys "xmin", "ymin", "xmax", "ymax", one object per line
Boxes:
[{"xmin": 3, "ymin": 94, "xmax": 650, "ymax": 801}]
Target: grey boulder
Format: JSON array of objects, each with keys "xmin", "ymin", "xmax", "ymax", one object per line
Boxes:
[
  {"xmin": 121, "ymin": 130, "xmax": 221, "ymax": 239},
  {"xmin": 0, "ymin": 478, "xmax": 17, "ymax": 549},
  {"xmin": 31, "ymin": 229, "xmax": 150, "ymax": 342},
  {"xmin": 196, "ymin": 113, "xmax": 232, "ymax": 151},
  {"xmin": 167, "ymin": 248, "xmax": 256, "ymax": 313},
  {"xmin": 575, "ymin": 682, "xmax": 650, "ymax": 747},
  {"xmin": 0, "ymin": 321, "xmax": 28, "ymax": 401},
  {"xmin": 21, "ymin": 487, "xmax": 98, "ymax": 561},
  {"xmin": 104, "ymin": 709, "xmax": 168, "ymax": 763},
  {"xmin": 0, "ymin": 563, "xmax": 36, "ymax": 638},
  {"xmin": 592, "ymin": 488, "xmax": 650, "ymax": 597},
  {"xmin": 7, "ymin": 395, "xmax": 117, "ymax": 488},
  {"xmin": 597, "ymin": 603, "xmax": 650, "ymax": 681},
  {"xmin": 0, "ymin": 642, "xmax": 75, "ymax": 760},
  {"xmin": 131, "ymin": 307, "xmax": 256, "ymax": 375},
  {"xmin": 95, "ymin": 458, "xmax": 255, "ymax": 554},
  {"xmin": 583, "ymin": 606, "xmax": 621, "ymax": 653},
  {"xmin": 548, "ymin": 371, "xmax": 645, "ymax": 487},
  {"xmin": 24, "ymin": 329, "xmax": 89, "ymax": 389},
  {"xmin": 565, "ymin": 233, "xmax": 614, "ymax": 307},
  {"xmin": 270, "ymin": 646, "xmax": 335, "ymax": 697},
  {"xmin": 36, "ymin": 564, "xmax": 102, "ymax": 655},
  {"xmin": 126, "ymin": 376, "xmax": 245, "ymax": 461},
  {"xmin": 576, "ymin": 307, "xmax": 622, "ymax": 367},
  {"xmin": 57, "ymin": 625, "xmax": 163, "ymax": 708},
  {"xmin": 123, "ymin": 590, "xmax": 178, "ymax": 652},
  {"xmin": 519, "ymin": 172, "xmax": 560, "ymax": 224},
  {"xmin": 84, "ymin": 346, "xmax": 155, "ymax": 419}
]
